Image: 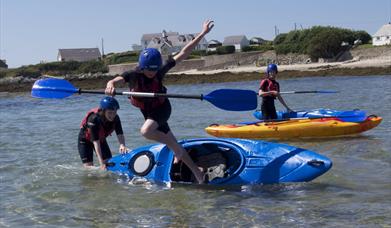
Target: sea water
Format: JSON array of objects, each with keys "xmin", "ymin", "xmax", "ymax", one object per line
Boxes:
[{"xmin": 0, "ymin": 75, "xmax": 390, "ymax": 227}]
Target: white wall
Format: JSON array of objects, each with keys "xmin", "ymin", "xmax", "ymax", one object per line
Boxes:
[{"xmin": 373, "ymin": 36, "xmax": 391, "ymax": 46}]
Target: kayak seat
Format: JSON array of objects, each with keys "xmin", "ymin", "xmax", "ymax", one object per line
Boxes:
[{"xmin": 170, "ymin": 143, "xmax": 241, "ymax": 183}]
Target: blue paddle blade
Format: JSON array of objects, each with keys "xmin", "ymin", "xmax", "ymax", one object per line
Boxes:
[
  {"xmin": 204, "ymin": 89, "xmax": 257, "ymax": 111},
  {"xmin": 31, "ymin": 78, "xmax": 79, "ymax": 99}
]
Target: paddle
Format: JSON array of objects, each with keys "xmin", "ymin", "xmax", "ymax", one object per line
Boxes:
[
  {"xmin": 252, "ymin": 109, "xmax": 366, "ymax": 123},
  {"xmin": 279, "ymin": 90, "xmax": 338, "ymax": 94},
  {"xmin": 239, "ymin": 114, "xmax": 368, "ymax": 126},
  {"xmin": 31, "ymin": 78, "xmax": 258, "ymax": 111}
]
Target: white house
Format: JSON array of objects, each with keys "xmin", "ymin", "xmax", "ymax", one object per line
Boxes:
[
  {"xmin": 250, "ymin": 37, "xmax": 267, "ymax": 45},
  {"xmin": 207, "ymin": 39, "xmax": 222, "ymax": 51},
  {"xmin": 373, "ymin": 23, "xmax": 391, "ymax": 46},
  {"xmin": 142, "ymin": 31, "xmax": 208, "ymax": 55},
  {"xmin": 223, "ymin": 35, "xmax": 250, "ymax": 51}
]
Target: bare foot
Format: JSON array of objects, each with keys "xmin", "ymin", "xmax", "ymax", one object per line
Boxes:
[
  {"xmin": 173, "ymin": 156, "xmax": 180, "ymax": 164},
  {"xmin": 195, "ymin": 169, "xmax": 205, "ymax": 184}
]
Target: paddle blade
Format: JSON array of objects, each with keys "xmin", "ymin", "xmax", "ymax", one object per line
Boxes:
[
  {"xmin": 204, "ymin": 89, "xmax": 257, "ymax": 111},
  {"xmin": 31, "ymin": 78, "xmax": 79, "ymax": 99}
]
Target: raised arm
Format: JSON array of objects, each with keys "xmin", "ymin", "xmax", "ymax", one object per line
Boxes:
[{"xmin": 173, "ymin": 20, "xmax": 214, "ymax": 63}]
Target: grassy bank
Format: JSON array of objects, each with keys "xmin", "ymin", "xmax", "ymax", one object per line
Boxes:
[{"xmin": 1, "ymin": 66, "xmax": 389, "ymax": 93}]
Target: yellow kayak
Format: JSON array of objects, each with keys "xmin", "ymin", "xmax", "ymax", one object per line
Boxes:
[{"xmin": 205, "ymin": 116, "xmax": 382, "ymax": 139}]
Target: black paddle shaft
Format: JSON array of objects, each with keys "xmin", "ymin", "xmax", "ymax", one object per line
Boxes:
[{"xmin": 78, "ymin": 89, "xmax": 203, "ymax": 100}]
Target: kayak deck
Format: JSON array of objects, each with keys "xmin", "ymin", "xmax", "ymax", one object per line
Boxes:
[{"xmin": 205, "ymin": 116, "xmax": 382, "ymax": 139}]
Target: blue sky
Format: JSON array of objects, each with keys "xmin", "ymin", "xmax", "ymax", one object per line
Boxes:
[{"xmin": 1, "ymin": 0, "xmax": 390, "ymax": 68}]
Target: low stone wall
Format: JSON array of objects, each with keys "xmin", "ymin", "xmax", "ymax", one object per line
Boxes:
[
  {"xmin": 351, "ymin": 46, "xmax": 391, "ymax": 60},
  {"xmin": 108, "ymin": 63, "xmax": 137, "ymax": 75},
  {"xmin": 107, "ymin": 46, "xmax": 390, "ymax": 75}
]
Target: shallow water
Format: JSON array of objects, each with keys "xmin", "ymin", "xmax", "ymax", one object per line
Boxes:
[{"xmin": 0, "ymin": 75, "xmax": 390, "ymax": 227}]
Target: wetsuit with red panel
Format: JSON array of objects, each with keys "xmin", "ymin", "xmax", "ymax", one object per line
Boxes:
[
  {"xmin": 259, "ymin": 78, "xmax": 280, "ymax": 120},
  {"xmin": 121, "ymin": 57, "xmax": 176, "ymax": 134},
  {"xmin": 78, "ymin": 108, "xmax": 123, "ymax": 163}
]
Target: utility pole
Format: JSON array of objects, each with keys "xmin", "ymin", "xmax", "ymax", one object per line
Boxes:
[
  {"xmin": 294, "ymin": 23, "xmax": 297, "ymax": 31},
  {"xmin": 101, "ymin": 38, "xmax": 104, "ymax": 57}
]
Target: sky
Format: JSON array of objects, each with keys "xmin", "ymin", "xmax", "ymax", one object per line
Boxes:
[{"xmin": 0, "ymin": 0, "xmax": 390, "ymax": 68}]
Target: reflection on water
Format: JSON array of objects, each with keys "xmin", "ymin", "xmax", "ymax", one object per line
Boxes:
[{"xmin": 0, "ymin": 76, "xmax": 390, "ymax": 226}]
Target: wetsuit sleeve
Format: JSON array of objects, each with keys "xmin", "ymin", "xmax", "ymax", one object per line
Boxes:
[
  {"xmin": 158, "ymin": 57, "xmax": 176, "ymax": 80},
  {"xmin": 121, "ymin": 71, "xmax": 138, "ymax": 83},
  {"xmin": 87, "ymin": 114, "xmax": 101, "ymax": 141},
  {"xmin": 275, "ymin": 81, "xmax": 280, "ymax": 92},
  {"xmin": 114, "ymin": 115, "xmax": 124, "ymax": 135}
]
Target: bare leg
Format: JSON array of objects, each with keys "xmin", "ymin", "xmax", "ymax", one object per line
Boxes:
[{"xmin": 140, "ymin": 119, "xmax": 204, "ymax": 184}]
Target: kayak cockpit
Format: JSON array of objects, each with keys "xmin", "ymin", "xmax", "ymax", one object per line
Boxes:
[{"xmin": 170, "ymin": 143, "xmax": 243, "ymax": 184}]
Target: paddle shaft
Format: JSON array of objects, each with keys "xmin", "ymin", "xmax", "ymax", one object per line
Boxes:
[
  {"xmin": 79, "ymin": 89, "xmax": 203, "ymax": 100},
  {"xmin": 31, "ymin": 78, "xmax": 258, "ymax": 111},
  {"xmin": 280, "ymin": 90, "xmax": 337, "ymax": 94}
]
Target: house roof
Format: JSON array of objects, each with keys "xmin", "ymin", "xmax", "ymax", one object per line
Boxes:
[
  {"xmin": 223, "ymin": 35, "xmax": 248, "ymax": 45},
  {"xmin": 373, "ymin": 23, "xmax": 391, "ymax": 37},
  {"xmin": 147, "ymin": 33, "xmax": 205, "ymax": 49},
  {"xmin": 141, "ymin": 32, "xmax": 179, "ymax": 41},
  {"xmin": 58, "ymin": 48, "xmax": 101, "ymax": 61},
  {"xmin": 250, "ymin": 37, "xmax": 266, "ymax": 43},
  {"xmin": 208, "ymin": 39, "xmax": 222, "ymax": 45}
]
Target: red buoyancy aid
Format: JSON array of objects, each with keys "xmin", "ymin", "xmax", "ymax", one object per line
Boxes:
[
  {"xmin": 80, "ymin": 108, "xmax": 114, "ymax": 142},
  {"xmin": 259, "ymin": 78, "xmax": 279, "ymax": 98},
  {"xmin": 130, "ymin": 75, "xmax": 166, "ymax": 110}
]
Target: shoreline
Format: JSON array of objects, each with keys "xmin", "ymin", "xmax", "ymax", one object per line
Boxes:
[{"xmin": 0, "ymin": 61, "xmax": 390, "ymax": 93}]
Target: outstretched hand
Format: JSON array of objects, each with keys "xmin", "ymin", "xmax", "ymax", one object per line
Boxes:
[
  {"xmin": 119, "ymin": 144, "xmax": 130, "ymax": 154},
  {"xmin": 201, "ymin": 19, "xmax": 214, "ymax": 35}
]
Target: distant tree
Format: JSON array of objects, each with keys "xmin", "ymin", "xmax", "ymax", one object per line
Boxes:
[
  {"xmin": 217, "ymin": 45, "xmax": 235, "ymax": 55},
  {"xmin": 353, "ymin": 30, "xmax": 372, "ymax": 44},
  {"xmin": 307, "ymin": 29, "xmax": 346, "ymax": 59},
  {"xmin": 273, "ymin": 33, "xmax": 287, "ymax": 45},
  {"xmin": 273, "ymin": 25, "xmax": 370, "ymax": 59}
]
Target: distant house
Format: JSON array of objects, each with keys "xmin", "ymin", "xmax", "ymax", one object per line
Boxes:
[
  {"xmin": 141, "ymin": 31, "xmax": 179, "ymax": 49},
  {"xmin": 207, "ymin": 39, "xmax": 222, "ymax": 51},
  {"xmin": 0, "ymin": 59, "xmax": 7, "ymax": 69},
  {"xmin": 373, "ymin": 23, "xmax": 391, "ymax": 46},
  {"xmin": 141, "ymin": 30, "xmax": 208, "ymax": 55},
  {"xmin": 131, "ymin": 44, "xmax": 143, "ymax": 52},
  {"xmin": 57, "ymin": 48, "xmax": 101, "ymax": 62},
  {"xmin": 250, "ymin": 37, "xmax": 267, "ymax": 45},
  {"xmin": 223, "ymin": 35, "xmax": 250, "ymax": 51}
]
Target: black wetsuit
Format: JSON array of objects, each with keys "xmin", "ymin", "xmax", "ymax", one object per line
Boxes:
[
  {"xmin": 78, "ymin": 113, "xmax": 123, "ymax": 163},
  {"xmin": 121, "ymin": 58, "xmax": 176, "ymax": 134},
  {"xmin": 259, "ymin": 79, "xmax": 280, "ymax": 120}
]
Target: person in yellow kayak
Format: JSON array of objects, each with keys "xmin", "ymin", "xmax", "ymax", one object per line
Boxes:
[
  {"xmin": 105, "ymin": 20, "xmax": 214, "ymax": 184},
  {"xmin": 78, "ymin": 97, "xmax": 129, "ymax": 170},
  {"xmin": 258, "ymin": 64, "xmax": 293, "ymax": 120}
]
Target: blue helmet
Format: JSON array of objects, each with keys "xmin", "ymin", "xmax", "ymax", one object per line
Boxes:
[
  {"xmin": 100, "ymin": 96, "xmax": 120, "ymax": 110},
  {"xmin": 139, "ymin": 48, "xmax": 162, "ymax": 71},
  {"xmin": 267, "ymin": 64, "xmax": 278, "ymax": 74}
]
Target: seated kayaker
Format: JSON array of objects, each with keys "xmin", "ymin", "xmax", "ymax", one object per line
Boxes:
[
  {"xmin": 258, "ymin": 64, "xmax": 293, "ymax": 120},
  {"xmin": 78, "ymin": 96, "xmax": 129, "ymax": 170}
]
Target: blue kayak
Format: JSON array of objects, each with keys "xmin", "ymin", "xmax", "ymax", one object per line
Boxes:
[
  {"xmin": 253, "ymin": 108, "xmax": 366, "ymax": 122},
  {"xmin": 107, "ymin": 138, "xmax": 332, "ymax": 185}
]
